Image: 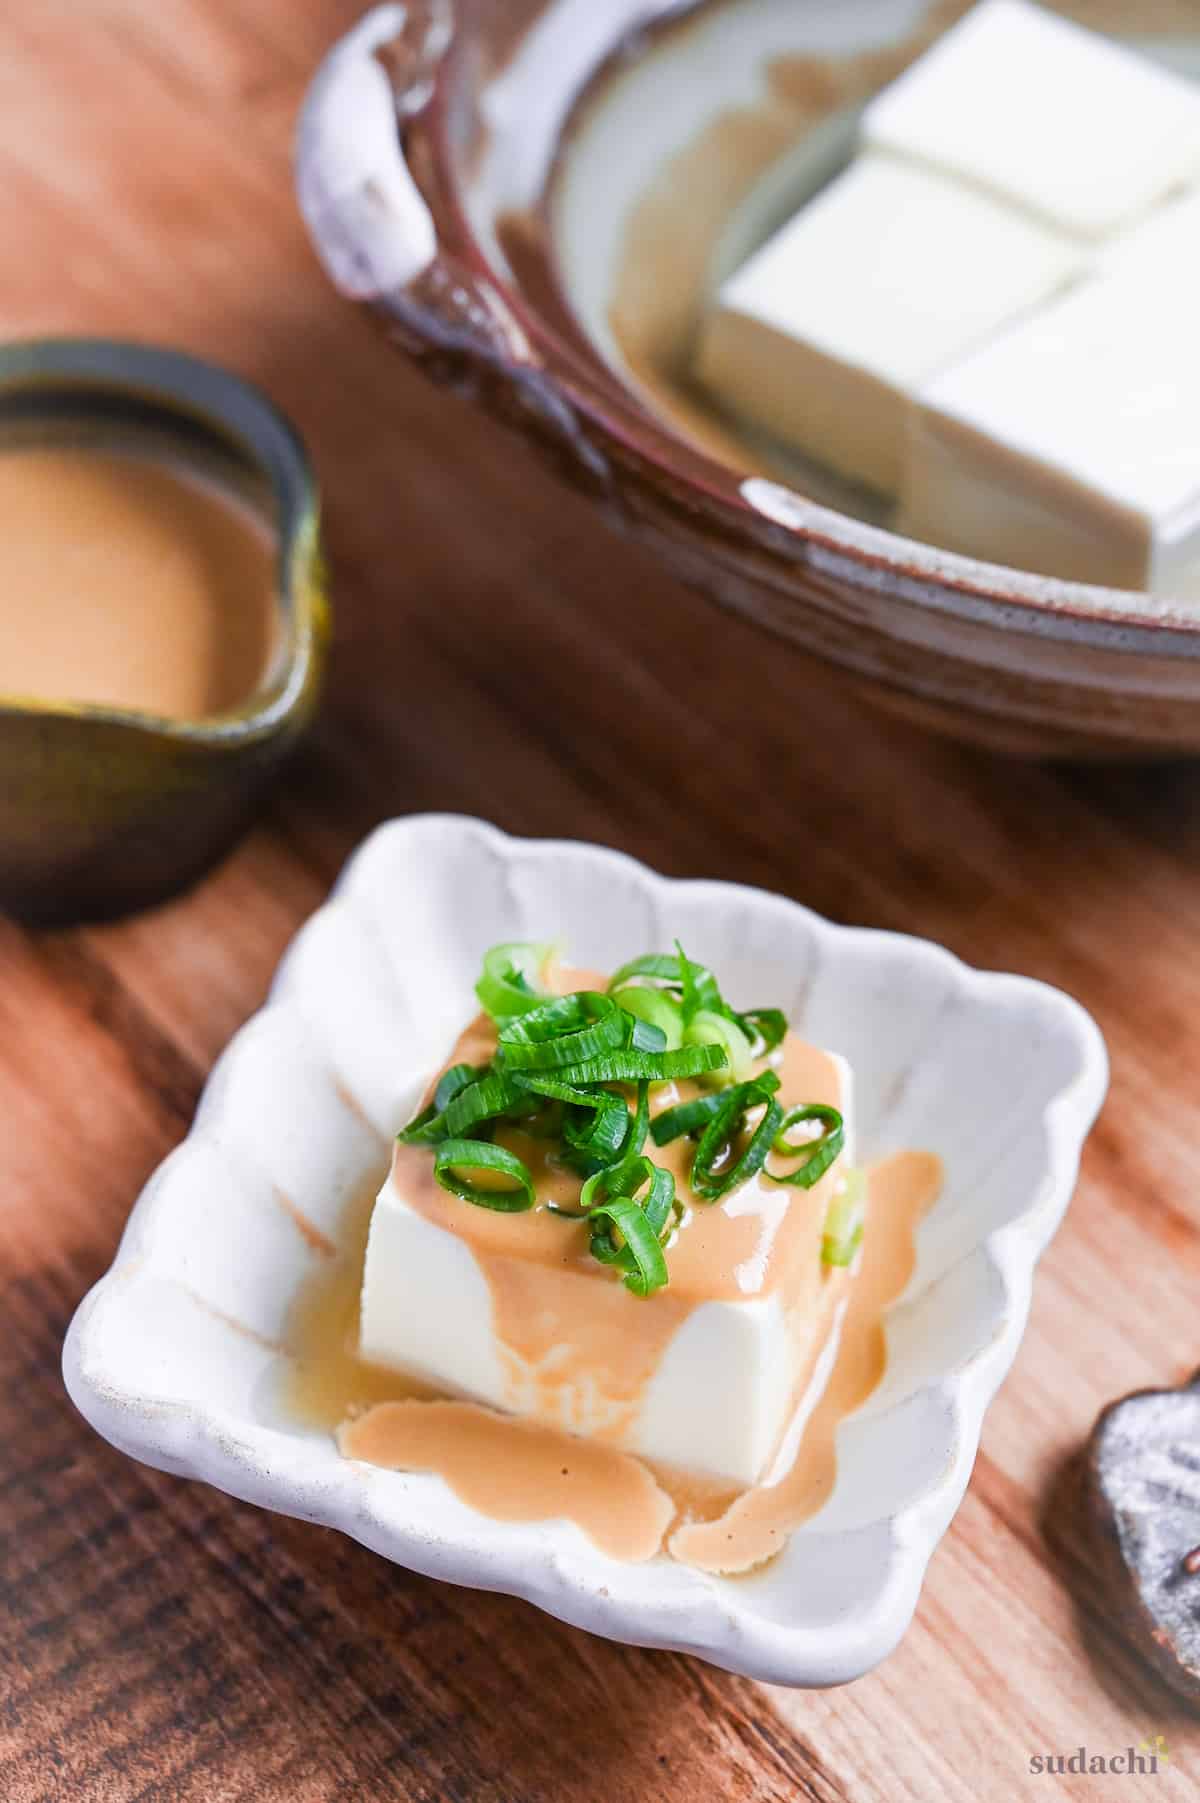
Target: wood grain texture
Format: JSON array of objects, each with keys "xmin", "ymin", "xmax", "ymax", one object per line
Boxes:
[{"xmin": 2, "ymin": 3, "xmax": 1200, "ymax": 1797}]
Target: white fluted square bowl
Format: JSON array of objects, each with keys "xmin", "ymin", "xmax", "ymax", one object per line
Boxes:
[{"xmin": 63, "ymin": 814, "xmax": 1107, "ymax": 1686}]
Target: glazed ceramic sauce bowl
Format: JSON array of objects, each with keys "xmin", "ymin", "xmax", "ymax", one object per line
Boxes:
[
  {"xmin": 298, "ymin": 0, "xmax": 1200, "ymax": 759},
  {"xmin": 0, "ymin": 340, "xmax": 328, "ymax": 925}
]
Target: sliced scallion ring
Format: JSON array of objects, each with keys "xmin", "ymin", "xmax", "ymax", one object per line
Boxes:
[
  {"xmin": 434, "ymin": 1139, "xmax": 535, "ymax": 1212},
  {"xmin": 396, "ymin": 1101, "xmax": 444, "ymax": 1146},
  {"xmin": 612, "ymin": 1079, "xmax": 651, "ymax": 1175},
  {"xmin": 511, "ymin": 1072, "xmax": 633, "ymax": 1166},
  {"xmin": 640, "ymin": 1162, "xmax": 678, "ymax": 1239},
  {"xmin": 397, "ymin": 1059, "xmax": 494, "ymax": 1143},
  {"xmin": 589, "ymin": 1198, "xmax": 669, "ymax": 1296},
  {"xmin": 738, "ymin": 1007, "xmax": 788, "ymax": 1056},
  {"xmin": 580, "ymin": 1150, "xmax": 662, "ymax": 1215},
  {"xmin": 683, "ymin": 1008, "xmax": 756, "ymax": 1084},
  {"xmin": 674, "ymin": 940, "xmax": 721, "ymax": 1026},
  {"xmin": 498, "ymin": 992, "xmax": 627, "ymax": 1071},
  {"xmin": 649, "ymin": 1090, "xmax": 727, "ymax": 1146},
  {"xmin": 690, "ymin": 1075, "xmax": 783, "ymax": 1203},
  {"xmin": 475, "ymin": 941, "xmax": 555, "ymax": 1024},
  {"xmin": 606, "ymin": 944, "xmax": 785, "ymax": 1054},
  {"xmin": 821, "ymin": 1166, "xmax": 866, "ymax": 1266},
  {"xmin": 626, "ymin": 1014, "xmax": 669, "ymax": 1054},
  {"xmin": 606, "ymin": 952, "xmax": 688, "ymax": 991},
  {"xmin": 768, "ymin": 1104, "xmax": 845, "ymax": 1189},
  {"xmin": 442, "ymin": 1067, "xmax": 526, "ymax": 1137},
  {"xmin": 651, "ymin": 1071, "xmax": 781, "ymax": 1152},
  {"xmin": 604, "ymin": 947, "xmax": 721, "ymax": 1021},
  {"xmin": 612, "ymin": 986, "xmax": 683, "ymax": 1050},
  {"xmin": 584, "ymin": 1167, "xmax": 673, "ymax": 1296},
  {"xmin": 434, "ymin": 1062, "xmax": 485, "ymax": 1112},
  {"xmin": 581, "ymin": 1160, "xmax": 630, "ymax": 1218},
  {"xmin": 565, "ymin": 1093, "xmax": 632, "ymax": 1164},
  {"xmin": 554, "ymin": 1043, "xmax": 728, "ymax": 1087},
  {"xmin": 511, "ymin": 1071, "xmax": 606, "ymax": 1109}
]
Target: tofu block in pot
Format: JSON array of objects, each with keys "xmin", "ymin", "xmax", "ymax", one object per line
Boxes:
[
  {"xmin": 900, "ymin": 225, "xmax": 1200, "ymax": 594},
  {"xmin": 360, "ymin": 1050, "xmax": 855, "ymax": 1488},
  {"xmin": 862, "ymin": 0, "xmax": 1200, "ymax": 241},
  {"xmin": 694, "ymin": 152, "xmax": 1083, "ymax": 495}
]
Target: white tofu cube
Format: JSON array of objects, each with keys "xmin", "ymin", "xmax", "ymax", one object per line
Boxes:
[
  {"xmin": 360, "ymin": 1056, "xmax": 855, "ymax": 1487},
  {"xmin": 695, "ymin": 152, "xmax": 1082, "ymax": 494},
  {"xmin": 901, "ymin": 228, "xmax": 1200, "ymax": 593},
  {"xmin": 862, "ymin": 0, "xmax": 1200, "ymax": 241}
]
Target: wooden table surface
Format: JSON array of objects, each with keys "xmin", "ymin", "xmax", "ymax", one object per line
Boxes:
[{"xmin": 4, "ymin": 4, "xmax": 1200, "ymax": 1798}]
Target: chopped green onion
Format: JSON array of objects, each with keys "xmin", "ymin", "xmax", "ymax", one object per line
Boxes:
[
  {"xmin": 691, "ymin": 1076, "xmax": 784, "ymax": 1203},
  {"xmin": 739, "ymin": 1008, "xmax": 788, "ymax": 1056},
  {"xmin": 640, "ymin": 1163, "xmax": 678, "ymax": 1239},
  {"xmin": 397, "ymin": 1060, "xmax": 495, "ymax": 1144},
  {"xmin": 627, "ymin": 1015, "xmax": 668, "ymax": 1054},
  {"xmin": 674, "ymin": 940, "xmax": 720, "ymax": 1026},
  {"xmin": 442, "ymin": 1067, "xmax": 526, "ymax": 1136},
  {"xmin": 396, "ymin": 1100, "xmax": 444, "ymax": 1145},
  {"xmin": 584, "ymin": 1166, "xmax": 673, "ymax": 1296},
  {"xmin": 768, "ymin": 1104, "xmax": 845, "ymax": 1189},
  {"xmin": 511, "ymin": 1073, "xmax": 631, "ymax": 1169},
  {"xmin": 606, "ymin": 952, "xmax": 689, "ymax": 992},
  {"xmin": 565, "ymin": 1092, "xmax": 632, "ymax": 1164},
  {"xmin": 498, "ymin": 992, "xmax": 626, "ymax": 1070},
  {"xmin": 589, "ymin": 1199, "xmax": 669, "ymax": 1296},
  {"xmin": 821, "ymin": 1167, "xmax": 866, "ymax": 1266},
  {"xmin": 511, "ymin": 1071, "xmax": 605, "ymax": 1108},
  {"xmin": 612, "ymin": 1079, "xmax": 651, "ymax": 1176},
  {"xmin": 581, "ymin": 1168, "xmax": 628, "ymax": 1227},
  {"xmin": 683, "ymin": 1008, "xmax": 756, "ymax": 1084},
  {"xmin": 434, "ymin": 1062, "xmax": 485, "ymax": 1112},
  {"xmin": 649, "ymin": 1091, "xmax": 728, "ymax": 1146},
  {"xmin": 434, "ymin": 1139, "xmax": 535, "ymax": 1211},
  {"xmin": 612, "ymin": 986, "xmax": 684, "ymax": 1050},
  {"xmin": 570, "ymin": 1080, "xmax": 651, "ymax": 1184},
  {"xmin": 554, "ymin": 1043, "xmax": 728, "ymax": 1087},
  {"xmin": 475, "ymin": 941, "xmax": 554, "ymax": 1024},
  {"xmin": 519, "ymin": 1076, "xmax": 630, "ymax": 1163},
  {"xmin": 409, "ymin": 944, "xmax": 795, "ymax": 1289},
  {"xmin": 650, "ymin": 1067, "xmax": 780, "ymax": 1149},
  {"xmin": 607, "ymin": 947, "xmax": 789, "ymax": 1061},
  {"xmin": 605, "ymin": 946, "xmax": 721, "ymax": 1024},
  {"xmin": 581, "ymin": 1151, "xmax": 664, "ymax": 1216},
  {"xmin": 582, "ymin": 1154, "xmax": 677, "ymax": 1254}
]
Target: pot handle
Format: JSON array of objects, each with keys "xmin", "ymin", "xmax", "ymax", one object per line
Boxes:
[
  {"xmin": 297, "ymin": 4, "xmax": 618, "ymax": 492},
  {"xmin": 295, "ymin": 4, "xmax": 450, "ymax": 299},
  {"xmin": 296, "ymin": 4, "xmax": 539, "ymax": 359}
]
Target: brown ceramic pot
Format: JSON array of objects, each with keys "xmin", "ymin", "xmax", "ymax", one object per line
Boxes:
[{"xmin": 297, "ymin": 0, "xmax": 1200, "ymax": 759}]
